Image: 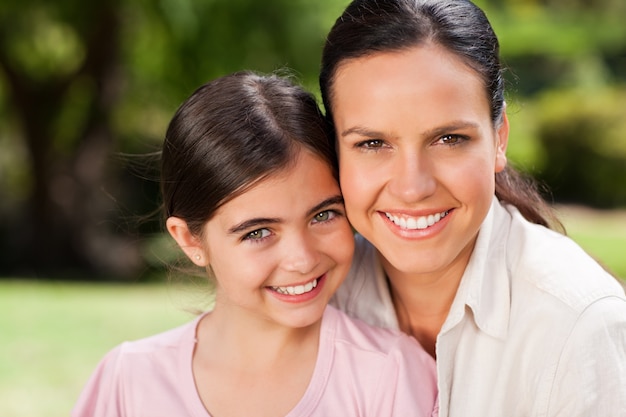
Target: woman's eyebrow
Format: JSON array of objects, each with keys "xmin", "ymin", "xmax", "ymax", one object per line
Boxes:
[
  {"xmin": 341, "ymin": 121, "xmax": 480, "ymax": 140},
  {"xmin": 421, "ymin": 121, "xmax": 479, "ymax": 138},
  {"xmin": 340, "ymin": 126, "xmax": 385, "ymax": 138}
]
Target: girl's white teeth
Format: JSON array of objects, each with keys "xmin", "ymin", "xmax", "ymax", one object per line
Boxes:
[
  {"xmin": 272, "ymin": 278, "xmax": 318, "ymax": 295},
  {"xmin": 385, "ymin": 210, "xmax": 448, "ymax": 230}
]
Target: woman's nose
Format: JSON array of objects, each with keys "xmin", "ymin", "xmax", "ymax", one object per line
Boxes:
[{"xmin": 387, "ymin": 151, "xmax": 436, "ymax": 203}]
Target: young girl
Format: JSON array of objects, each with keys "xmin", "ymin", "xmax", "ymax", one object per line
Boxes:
[
  {"xmin": 72, "ymin": 71, "xmax": 438, "ymax": 417},
  {"xmin": 320, "ymin": 0, "xmax": 626, "ymax": 416}
]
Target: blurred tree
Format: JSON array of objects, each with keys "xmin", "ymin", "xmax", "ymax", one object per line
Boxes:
[
  {"xmin": 478, "ymin": 0, "xmax": 626, "ymax": 207},
  {"xmin": 0, "ymin": 0, "xmax": 340, "ymax": 280},
  {"xmin": 1, "ymin": 0, "xmax": 624, "ymax": 279},
  {"xmin": 0, "ymin": 0, "xmax": 130, "ymax": 278},
  {"xmin": 533, "ymin": 87, "xmax": 626, "ymax": 208}
]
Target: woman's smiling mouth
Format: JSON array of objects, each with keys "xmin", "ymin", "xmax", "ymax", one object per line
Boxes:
[{"xmin": 384, "ymin": 210, "xmax": 450, "ymax": 230}]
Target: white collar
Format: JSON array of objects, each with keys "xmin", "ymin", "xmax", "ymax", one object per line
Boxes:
[{"xmin": 441, "ymin": 197, "xmax": 512, "ymax": 340}]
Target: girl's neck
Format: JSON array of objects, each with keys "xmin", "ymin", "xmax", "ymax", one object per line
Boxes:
[
  {"xmin": 192, "ymin": 305, "xmax": 321, "ymax": 417},
  {"xmin": 198, "ymin": 303, "xmax": 321, "ymax": 368}
]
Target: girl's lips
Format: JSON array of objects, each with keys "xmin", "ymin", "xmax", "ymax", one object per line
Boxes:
[
  {"xmin": 270, "ymin": 276, "xmax": 319, "ymax": 295},
  {"xmin": 266, "ymin": 274, "xmax": 327, "ymax": 303}
]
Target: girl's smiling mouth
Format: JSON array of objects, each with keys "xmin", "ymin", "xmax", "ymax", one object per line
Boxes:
[{"xmin": 270, "ymin": 276, "xmax": 322, "ymax": 295}]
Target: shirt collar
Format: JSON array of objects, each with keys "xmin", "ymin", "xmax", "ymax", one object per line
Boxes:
[{"xmin": 441, "ymin": 197, "xmax": 511, "ymax": 340}]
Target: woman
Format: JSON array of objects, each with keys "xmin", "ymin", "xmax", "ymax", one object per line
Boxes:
[
  {"xmin": 72, "ymin": 71, "xmax": 437, "ymax": 417},
  {"xmin": 320, "ymin": 0, "xmax": 626, "ymax": 416}
]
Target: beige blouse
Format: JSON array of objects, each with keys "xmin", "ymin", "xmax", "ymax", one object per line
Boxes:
[{"xmin": 332, "ymin": 197, "xmax": 626, "ymax": 417}]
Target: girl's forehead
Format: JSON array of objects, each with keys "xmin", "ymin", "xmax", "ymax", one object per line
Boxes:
[{"xmin": 209, "ymin": 151, "xmax": 338, "ymax": 223}]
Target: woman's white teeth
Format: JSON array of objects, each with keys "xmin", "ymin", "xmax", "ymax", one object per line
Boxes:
[
  {"xmin": 385, "ymin": 211, "xmax": 448, "ymax": 230},
  {"xmin": 272, "ymin": 278, "xmax": 318, "ymax": 295}
]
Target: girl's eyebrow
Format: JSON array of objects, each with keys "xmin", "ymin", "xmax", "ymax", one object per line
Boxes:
[
  {"xmin": 227, "ymin": 195, "xmax": 344, "ymax": 235},
  {"xmin": 306, "ymin": 195, "xmax": 344, "ymax": 217},
  {"xmin": 228, "ymin": 217, "xmax": 280, "ymax": 235}
]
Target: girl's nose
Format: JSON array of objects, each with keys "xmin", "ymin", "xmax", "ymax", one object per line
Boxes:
[{"xmin": 281, "ymin": 233, "xmax": 320, "ymax": 275}]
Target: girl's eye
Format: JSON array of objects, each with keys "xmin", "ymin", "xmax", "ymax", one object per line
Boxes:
[
  {"xmin": 312, "ymin": 210, "xmax": 337, "ymax": 223},
  {"xmin": 244, "ymin": 228, "xmax": 271, "ymax": 241},
  {"xmin": 355, "ymin": 139, "xmax": 385, "ymax": 149}
]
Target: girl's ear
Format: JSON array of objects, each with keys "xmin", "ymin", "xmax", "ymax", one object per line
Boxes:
[
  {"xmin": 166, "ymin": 217, "xmax": 208, "ymax": 267},
  {"xmin": 494, "ymin": 110, "xmax": 509, "ymax": 174}
]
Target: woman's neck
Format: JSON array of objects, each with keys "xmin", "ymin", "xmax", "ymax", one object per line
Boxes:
[{"xmin": 384, "ymin": 261, "xmax": 465, "ymax": 359}]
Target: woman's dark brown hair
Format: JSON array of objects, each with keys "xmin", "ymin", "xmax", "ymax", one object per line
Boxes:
[{"xmin": 320, "ymin": 0, "xmax": 561, "ymax": 230}]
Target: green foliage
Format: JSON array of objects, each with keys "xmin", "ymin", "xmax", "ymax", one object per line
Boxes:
[
  {"xmin": 1, "ymin": 0, "xmax": 625, "ymax": 278},
  {"xmin": 0, "ymin": 0, "xmax": 346, "ymax": 278},
  {"xmin": 533, "ymin": 87, "xmax": 626, "ymax": 207},
  {"xmin": 477, "ymin": 1, "xmax": 626, "ymax": 208},
  {"xmin": 117, "ymin": 0, "xmax": 342, "ymax": 150}
]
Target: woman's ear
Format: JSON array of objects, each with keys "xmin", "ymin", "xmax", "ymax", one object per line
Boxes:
[
  {"xmin": 166, "ymin": 217, "xmax": 208, "ymax": 267},
  {"xmin": 494, "ymin": 110, "xmax": 509, "ymax": 173}
]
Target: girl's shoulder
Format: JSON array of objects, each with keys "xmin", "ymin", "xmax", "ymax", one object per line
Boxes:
[
  {"xmin": 323, "ymin": 305, "xmax": 433, "ymax": 366},
  {"xmin": 71, "ymin": 315, "xmax": 204, "ymax": 417},
  {"xmin": 315, "ymin": 306, "xmax": 438, "ymax": 417}
]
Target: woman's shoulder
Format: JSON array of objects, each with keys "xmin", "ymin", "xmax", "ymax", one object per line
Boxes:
[{"xmin": 500, "ymin": 202, "xmax": 625, "ymax": 311}]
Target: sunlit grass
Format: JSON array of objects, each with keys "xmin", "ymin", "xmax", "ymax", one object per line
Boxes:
[
  {"xmin": 0, "ymin": 280, "xmax": 199, "ymax": 417},
  {"xmin": 557, "ymin": 205, "xmax": 626, "ymax": 281},
  {"xmin": 0, "ymin": 206, "xmax": 624, "ymax": 417}
]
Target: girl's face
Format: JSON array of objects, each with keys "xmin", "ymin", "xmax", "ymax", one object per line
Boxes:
[
  {"xmin": 185, "ymin": 150, "xmax": 353, "ymax": 330},
  {"xmin": 330, "ymin": 45, "xmax": 508, "ymax": 282}
]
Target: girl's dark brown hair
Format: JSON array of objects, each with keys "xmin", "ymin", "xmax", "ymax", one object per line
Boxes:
[
  {"xmin": 162, "ymin": 71, "xmax": 336, "ymax": 236},
  {"xmin": 320, "ymin": 0, "xmax": 561, "ymax": 230}
]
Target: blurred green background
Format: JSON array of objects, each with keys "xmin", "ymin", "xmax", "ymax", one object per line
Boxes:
[
  {"xmin": 1, "ymin": 0, "xmax": 625, "ymax": 281},
  {"xmin": 0, "ymin": 0, "xmax": 625, "ymax": 416}
]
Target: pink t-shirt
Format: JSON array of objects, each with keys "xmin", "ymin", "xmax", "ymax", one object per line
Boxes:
[{"xmin": 72, "ymin": 305, "xmax": 438, "ymax": 417}]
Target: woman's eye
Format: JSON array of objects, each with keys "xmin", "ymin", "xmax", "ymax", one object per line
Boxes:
[
  {"xmin": 244, "ymin": 228, "xmax": 271, "ymax": 241},
  {"xmin": 438, "ymin": 134, "xmax": 466, "ymax": 146},
  {"xmin": 313, "ymin": 210, "xmax": 337, "ymax": 223},
  {"xmin": 356, "ymin": 139, "xmax": 385, "ymax": 149}
]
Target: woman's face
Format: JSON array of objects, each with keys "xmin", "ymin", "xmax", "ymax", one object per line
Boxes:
[
  {"xmin": 199, "ymin": 150, "xmax": 354, "ymax": 329},
  {"xmin": 330, "ymin": 44, "xmax": 508, "ymax": 281}
]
